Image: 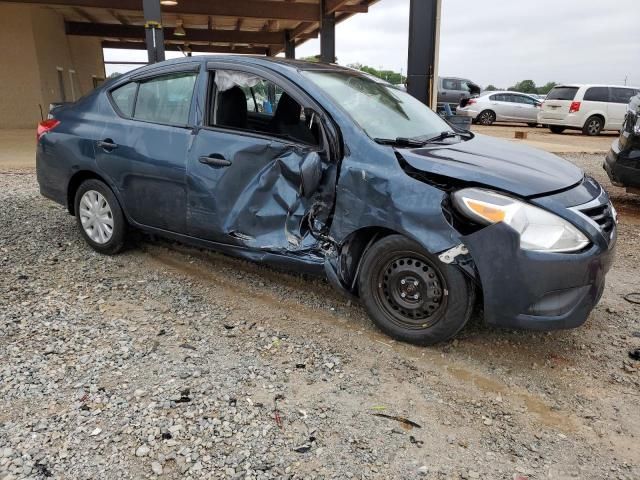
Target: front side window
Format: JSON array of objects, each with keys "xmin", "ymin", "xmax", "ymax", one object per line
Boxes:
[
  {"xmin": 111, "ymin": 82, "xmax": 138, "ymax": 117},
  {"xmin": 583, "ymin": 87, "xmax": 609, "ymax": 102},
  {"xmin": 210, "ymin": 70, "xmax": 318, "ymax": 145},
  {"xmin": 133, "ymin": 72, "xmax": 197, "ymax": 125},
  {"xmin": 610, "ymin": 87, "xmax": 636, "ymax": 104},
  {"xmin": 303, "ymin": 70, "xmax": 453, "ymax": 141}
]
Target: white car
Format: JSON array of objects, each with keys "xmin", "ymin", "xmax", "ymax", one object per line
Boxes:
[
  {"xmin": 456, "ymin": 91, "xmax": 542, "ymax": 126},
  {"xmin": 539, "ymin": 84, "xmax": 640, "ymax": 136}
]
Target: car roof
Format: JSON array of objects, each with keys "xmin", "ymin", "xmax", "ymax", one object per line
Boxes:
[
  {"xmin": 481, "ymin": 90, "xmax": 537, "ymax": 96},
  {"xmin": 127, "ymin": 55, "xmax": 354, "ymax": 76},
  {"xmin": 553, "ymin": 84, "xmax": 640, "ymax": 89}
]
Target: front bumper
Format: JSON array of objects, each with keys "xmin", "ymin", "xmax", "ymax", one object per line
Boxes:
[
  {"xmin": 463, "ymin": 220, "xmax": 616, "ymax": 331},
  {"xmin": 604, "ymin": 138, "xmax": 640, "ymax": 189}
]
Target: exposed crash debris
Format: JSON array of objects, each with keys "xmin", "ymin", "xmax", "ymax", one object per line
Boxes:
[
  {"xmin": 371, "ymin": 413, "xmax": 422, "ymax": 430},
  {"xmin": 438, "ymin": 244, "xmax": 469, "ymax": 264}
]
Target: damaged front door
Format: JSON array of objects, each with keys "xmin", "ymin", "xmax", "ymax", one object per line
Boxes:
[{"xmin": 186, "ymin": 68, "xmax": 335, "ymax": 254}]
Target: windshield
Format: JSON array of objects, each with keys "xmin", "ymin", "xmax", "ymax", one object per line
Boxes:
[{"xmin": 302, "ymin": 70, "xmax": 452, "ymax": 140}]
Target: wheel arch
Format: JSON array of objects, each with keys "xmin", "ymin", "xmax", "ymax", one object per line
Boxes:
[
  {"xmin": 66, "ymin": 170, "xmax": 121, "ymax": 216},
  {"xmin": 334, "ymin": 225, "xmax": 458, "ymax": 295},
  {"xmin": 584, "ymin": 112, "xmax": 606, "ymax": 128}
]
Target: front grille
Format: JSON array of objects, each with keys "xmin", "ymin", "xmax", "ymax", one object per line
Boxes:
[{"xmin": 579, "ymin": 202, "xmax": 615, "ymax": 236}]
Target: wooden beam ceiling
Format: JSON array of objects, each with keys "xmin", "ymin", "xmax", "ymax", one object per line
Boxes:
[
  {"xmin": 66, "ymin": 21, "xmax": 285, "ymax": 45},
  {"xmin": 9, "ymin": 0, "xmax": 320, "ymax": 22},
  {"xmin": 102, "ymin": 41, "xmax": 268, "ymax": 55}
]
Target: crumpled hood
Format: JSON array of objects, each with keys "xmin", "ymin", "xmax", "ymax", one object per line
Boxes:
[{"xmin": 399, "ymin": 134, "xmax": 584, "ymax": 197}]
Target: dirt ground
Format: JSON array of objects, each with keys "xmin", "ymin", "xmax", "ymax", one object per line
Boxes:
[
  {"xmin": 1, "ymin": 130, "xmax": 639, "ymax": 479},
  {"xmin": 471, "ymin": 123, "xmax": 617, "ymax": 154}
]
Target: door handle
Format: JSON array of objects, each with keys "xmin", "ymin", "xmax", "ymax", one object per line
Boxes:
[
  {"xmin": 199, "ymin": 154, "xmax": 232, "ymax": 168},
  {"xmin": 97, "ymin": 139, "xmax": 118, "ymax": 151}
]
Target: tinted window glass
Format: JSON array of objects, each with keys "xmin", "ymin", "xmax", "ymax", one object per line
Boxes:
[
  {"xmin": 516, "ymin": 95, "xmax": 536, "ymax": 105},
  {"xmin": 546, "ymin": 86, "xmax": 579, "ymax": 101},
  {"xmin": 492, "ymin": 94, "xmax": 505, "ymax": 102},
  {"xmin": 443, "ymin": 78, "xmax": 460, "ymax": 90},
  {"xmin": 134, "ymin": 72, "xmax": 197, "ymax": 125},
  {"xmin": 583, "ymin": 87, "xmax": 609, "ymax": 102},
  {"xmin": 610, "ymin": 87, "xmax": 636, "ymax": 104},
  {"xmin": 111, "ymin": 82, "xmax": 137, "ymax": 117}
]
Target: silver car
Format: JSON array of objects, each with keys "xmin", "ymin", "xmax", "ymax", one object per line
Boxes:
[{"xmin": 457, "ymin": 91, "xmax": 542, "ymax": 126}]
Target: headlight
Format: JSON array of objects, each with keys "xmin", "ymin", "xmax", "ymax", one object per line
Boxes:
[{"xmin": 452, "ymin": 188, "xmax": 590, "ymax": 253}]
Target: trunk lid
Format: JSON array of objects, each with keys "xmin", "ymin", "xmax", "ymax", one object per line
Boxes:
[
  {"xmin": 541, "ymin": 86, "xmax": 580, "ymax": 118},
  {"xmin": 399, "ymin": 134, "xmax": 584, "ymax": 198}
]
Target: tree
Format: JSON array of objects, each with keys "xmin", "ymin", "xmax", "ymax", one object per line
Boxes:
[
  {"xmin": 484, "ymin": 84, "xmax": 498, "ymax": 91},
  {"xmin": 509, "ymin": 79, "xmax": 537, "ymax": 94},
  {"xmin": 346, "ymin": 64, "xmax": 405, "ymax": 85},
  {"xmin": 108, "ymin": 72, "xmax": 123, "ymax": 79},
  {"xmin": 537, "ymin": 81, "xmax": 558, "ymax": 95}
]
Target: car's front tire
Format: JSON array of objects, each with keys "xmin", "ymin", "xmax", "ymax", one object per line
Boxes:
[
  {"xmin": 74, "ymin": 179, "xmax": 126, "ymax": 255},
  {"xmin": 358, "ymin": 235, "xmax": 475, "ymax": 345}
]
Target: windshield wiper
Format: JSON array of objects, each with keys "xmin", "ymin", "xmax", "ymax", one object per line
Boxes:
[
  {"xmin": 421, "ymin": 131, "xmax": 462, "ymax": 144},
  {"xmin": 374, "ymin": 137, "xmax": 427, "ymax": 147}
]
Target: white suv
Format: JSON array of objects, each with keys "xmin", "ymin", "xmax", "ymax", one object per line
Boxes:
[{"xmin": 538, "ymin": 84, "xmax": 640, "ymax": 135}]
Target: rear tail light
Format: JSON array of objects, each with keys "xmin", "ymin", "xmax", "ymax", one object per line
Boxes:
[
  {"xmin": 37, "ymin": 119, "xmax": 60, "ymax": 141},
  {"xmin": 569, "ymin": 101, "xmax": 581, "ymax": 113},
  {"xmin": 466, "ymin": 99, "xmax": 476, "ymax": 105}
]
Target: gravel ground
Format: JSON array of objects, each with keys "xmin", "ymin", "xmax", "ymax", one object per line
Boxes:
[{"xmin": 1, "ymin": 154, "xmax": 639, "ymax": 480}]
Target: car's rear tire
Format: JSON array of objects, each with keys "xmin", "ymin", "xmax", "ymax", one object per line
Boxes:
[
  {"xmin": 477, "ymin": 110, "xmax": 496, "ymax": 126},
  {"xmin": 74, "ymin": 179, "xmax": 126, "ymax": 255},
  {"xmin": 527, "ymin": 122, "xmax": 538, "ymax": 128},
  {"xmin": 549, "ymin": 126, "xmax": 566, "ymax": 134},
  {"xmin": 358, "ymin": 235, "xmax": 475, "ymax": 345},
  {"xmin": 582, "ymin": 116, "xmax": 604, "ymax": 136}
]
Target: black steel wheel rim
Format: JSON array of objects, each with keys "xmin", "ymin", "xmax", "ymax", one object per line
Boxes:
[{"xmin": 373, "ymin": 252, "xmax": 447, "ymax": 330}]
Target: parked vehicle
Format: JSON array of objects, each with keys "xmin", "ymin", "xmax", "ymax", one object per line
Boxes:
[
  {"xmin": 539, "ymin": 84, "xmax": 640, "ymax": 136},
  {"xmin": 456, "ymin": 91, "xmax": 542, "ymax": 126},
  {"xmin": 604, "ymin": 93, "xmax": 640, "ymax": 191},
  {"xmin": 37, "ymin": 56, "xmax": 616, "ymax": 345},
  {"xmin": 437, "ymin": 76, "xmax": 481, "ymax": 110}
]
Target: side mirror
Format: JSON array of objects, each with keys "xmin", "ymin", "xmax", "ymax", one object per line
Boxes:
[{"xmin": 299, "ymin": 151, "xmax": 322, "ymax": 199}]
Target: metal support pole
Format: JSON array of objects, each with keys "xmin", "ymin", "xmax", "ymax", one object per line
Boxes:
[
  {"xmin": 406, "ymin": 0, "xmax": 440, "ymax": 107},
  {"xmin": 143, "ymin": 0, "xmax": 165, "ymax": 63},
  {"xmin": 284, "ymin": 30, "xmax": 295, "ymax": 59},
  {"xmin": 320, "ymin": 0, "xmax": 335, "ymax": 63}
]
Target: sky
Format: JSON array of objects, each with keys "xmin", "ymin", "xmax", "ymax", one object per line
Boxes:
[{"xmin": 105, "ymin": 0, "xmax": 640, "ymax": 88}]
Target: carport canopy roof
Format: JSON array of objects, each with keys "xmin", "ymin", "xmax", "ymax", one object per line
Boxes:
[{"xmin": 11, "ymin": 0, "xmax": 379, "ymax": 55}]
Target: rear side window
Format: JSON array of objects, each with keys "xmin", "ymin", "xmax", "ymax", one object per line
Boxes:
[
  {"xmin": 546, "ymin": 86, "xmax": 579, "ymax": 101},
  {"xmin": 443, "ymin": 78, "xmax": 461, "ymax": 90},
  {"xmin": 610, "ymin": 87, "xmax": 636, "ymax": 104},
  {"xmin": 583, "ymin": 87, "xmax": 609, "ymax": 102},
  {"xmin": 111, "ymin": 82, "xmax": 137, "ymax": 117},
  {"xmin": 492, "ymin": 94, "xmax": 505, "ymax": 102},
  {"xmin": 133, "ymin": 72, "xmax": 197, "ymax": 126}
]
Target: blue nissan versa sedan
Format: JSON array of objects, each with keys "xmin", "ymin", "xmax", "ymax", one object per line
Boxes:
[{"xmin": 36, "ymin": 56, "xmax": 617, "ymax": 345}]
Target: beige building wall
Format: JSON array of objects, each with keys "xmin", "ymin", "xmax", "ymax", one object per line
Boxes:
[{"xmin": 0, "ymin": 3, "xmax": 105, "ymax": 129}]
